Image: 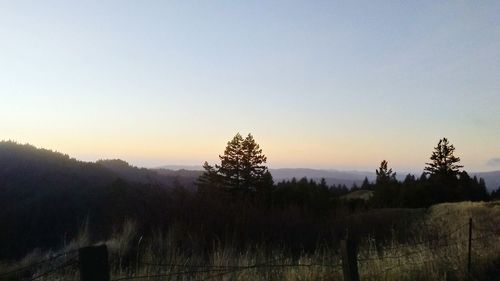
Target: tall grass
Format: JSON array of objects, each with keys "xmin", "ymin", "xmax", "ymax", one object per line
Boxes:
[{"xmin": 2, "ymin": 201, "xmax": 500, "ymax": 281}]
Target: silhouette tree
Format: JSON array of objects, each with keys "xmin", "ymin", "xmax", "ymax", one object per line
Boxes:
[
  {"xmin": 424, "ymin": 138, "xmax": 463, "ymax": 177},
  {"xmin": 197, "ymin": 161, "xmax": 222, "ymax": 190},
  {"xmin": 492, "ymin": 186, "xmax": 500, "ymax": 199},
  {"xmin": 240, "ymin": 133, "xmax": 271, "ymax": 190},
  {"xmin": 217, "ymin": 133, "xmax": 245, "ymax": 188},
  {"xmin": 372, "ymin": 160, "xmax": 398, "ymax": 207},
  {"xmin": 361, "ymin": 177, "xmax": 371, "ymax": 189},
  {"xmin": 198, "ymin": 133, "xmax": 272, "ymax": 191},
  {"xmin": 376, "ymin": 160, "xmax": 396, "ymax": 184}
]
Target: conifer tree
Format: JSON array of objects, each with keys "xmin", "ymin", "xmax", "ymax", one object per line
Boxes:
[
  {"xmin": 198, "ymin": 133, "xmax": 272, "ymax": 191},
  {"xmin": 424, "ymin": 138, "xmax": 463, "ymax": 177},
  {"xmin": 197, "ymin": 161, "xmax": 221, "ymax": 189},
  {"xmin": 217, "ymin": 133, "xmax": 245, "ymax": 188},
  {"xmin": 241, "ymin": 133, "xmax": 269, "ymax": 190},
  {"xmin": 376, "ymin": 160, "xmax": 396, "ymax": 184},
  {"xmin": 373, "ymin": 160, "xmax": 398, "ymax": 207},
  {"xmin": 361, "ymin": 177, "xmax": 371, "ymax": 189}
]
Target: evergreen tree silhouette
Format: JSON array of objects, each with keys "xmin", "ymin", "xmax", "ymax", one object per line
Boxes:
[
  {"xmin": 424, "ymin": 138, "xmax": 463, "ymax": 177},
  {"xmin": 376, "ymin": 160, "xmax": 396, "ymax": 184},
  {"xmin": 217, "ymin": 133, "xmax": 245, "ymax": 188},
  {"xmin": 198, "ymin": 133, "xmax": 272, "ymax": 191}
]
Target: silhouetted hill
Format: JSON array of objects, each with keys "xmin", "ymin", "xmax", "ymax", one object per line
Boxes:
[
  {"xmin": 98, "ymin": 159, "xmax": 198, "ymax": 189},
  {"xmin": 0, "ymin": 141, "xmax": 118, "ymax": 190},
  {"xmin": 0, "ymin": 141, "xmax": 173, "ymax": 260},
  {"xmin": 0, "ymin": 141, "xmax": 199, "ymax": 192},
  {"xmin": 153, "ymin": 168, "xmax": 202, "ymax": 188},
  {"xmin": 157, "ymin": 165, "xmax": 203, "ymax": 170}
]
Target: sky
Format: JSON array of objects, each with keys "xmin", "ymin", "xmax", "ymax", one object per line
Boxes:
[{"xmin": 0, "ymin": 1, "xmax": 499, "ymax": 172}]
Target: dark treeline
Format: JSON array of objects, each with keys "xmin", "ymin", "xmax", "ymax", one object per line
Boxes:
[
  {"xmin": 0, "ymin": 137, "xmax": 496, "ymax": 261},
  {"xmin": 198, "ymin": 135, "xmax": 492, "ymax": 209},
  {"xmin": 369, "ymin": 170, "xmax": 489, "ymax": 208},
  {"xmin": 368, "ymin": 138, "xmax": 490, "ymax": 207}
]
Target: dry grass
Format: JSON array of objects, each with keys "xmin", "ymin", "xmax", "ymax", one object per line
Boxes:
[
  {"xmin": 2, "ymin": 201, "xmax": 500, "ymax": 281},
  {"xmin": 355, "ymin": 201, "xmax": 500, "ymax": 281},
  {"xmin": 342, "ymin": 190, "xmax": 374, "ymax": 201}
]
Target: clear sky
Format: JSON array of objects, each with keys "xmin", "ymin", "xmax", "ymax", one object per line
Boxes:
[{"xmin": 1, "ymin": 1, "xmax": 499, "ymax": 172}]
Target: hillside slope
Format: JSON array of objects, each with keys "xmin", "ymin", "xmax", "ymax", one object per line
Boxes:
[
  {"xmin": 0, "ymin": 142, "xmax": 173, "ymax": 260},
  {"xmin": 99, "ymin": 159, "xmax": 199, "ymax": 189}
]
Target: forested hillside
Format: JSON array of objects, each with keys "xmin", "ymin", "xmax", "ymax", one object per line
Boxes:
[
  {"xmin": 0, "ymin": 138, "xmax": 496, "ymax": 263},
  {"xmin": 0, "ymin": 142, "xmax": 174, "ymax": 259}
]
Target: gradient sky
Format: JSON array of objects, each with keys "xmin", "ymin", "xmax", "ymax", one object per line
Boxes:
[{"xmin": 1, "ymin": 1, "xmax": 499, "ymax": 172}]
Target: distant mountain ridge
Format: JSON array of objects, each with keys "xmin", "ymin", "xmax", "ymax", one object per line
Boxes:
[
  {"xmin": 473, "ymin": 171, "xmax": 500, "ymax": 192},
  {"xmin": 269, "ymin": 168, "xmax": 500, "ymax": 191},
  {"xmin": 1, "ymin": 141, "xmax": 498, "ymax": 191},
  {"xmin": 156, "ymin": 166, "xmax": 500, "ymax": 191},
  {"xmin": 269, "ymin": 168, "xmax": 375, "ymax": 187},
  {"xmin": 157, "ymin": 165, "xmax": 203, "ymax": 170},
  {"xmin": 98, "ymin": 159, "xmax": 199, "ymax": 189}
]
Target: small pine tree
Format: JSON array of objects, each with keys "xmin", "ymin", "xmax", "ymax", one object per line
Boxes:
[
  {"xmin": 492, "ymin": 186, "xmax": 500, "ymax": 199},
  {"xmin": 361, "ymin": 177, "xmax": 371, "ymax": 189},
  {"xmin": 376, "ymin": 160, "xmax": 396, "ymax": 184},
  {"xmin": 197, "ymin": 161, "xmax": 221, "ymax": 190},
  {"xmin": 372, "ymin": 160, "xmax": 398, "ymax": 207}
]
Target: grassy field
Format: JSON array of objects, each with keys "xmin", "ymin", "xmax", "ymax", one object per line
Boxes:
[{"xmin": 2, "ymin": 201, "xmax": 500, "ymax": 281}]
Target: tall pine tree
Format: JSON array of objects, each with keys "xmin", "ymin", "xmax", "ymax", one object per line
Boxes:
[{"xmin": 198, "ymin": 133, "xmax": 273, "ymax": 191}]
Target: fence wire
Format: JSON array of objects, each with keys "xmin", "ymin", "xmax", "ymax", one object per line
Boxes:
[
  {"xmin": 112, "ymin": 257, "xmax": 343, "ymax": 281},
  {"xmin": 363, "ymin": 219, "xmax": 500, "ymax": 278},
  {"xmin": 0, "ymin": 218, "xmax": 498, "ymax": 281},
  {"xmin": 0, "ymin": 249, "xmax": 78, "ymax": 279}
]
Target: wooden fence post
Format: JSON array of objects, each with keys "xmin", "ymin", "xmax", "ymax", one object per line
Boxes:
[
  {"xmin": 467, "ymin": 217, "xmax": 472, "ymax": 280},
  {"xmin": 79, "ymin": 244, "xmax": 110, "ymax": 281},
  {"xmin": 341, "ymin": 238, "xmax": 360, "ymax": 281}
]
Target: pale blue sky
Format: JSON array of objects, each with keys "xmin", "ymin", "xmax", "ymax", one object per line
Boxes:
[{"xmin": 1, "ymin": 1, "xmax": 499, "ymax": 172}]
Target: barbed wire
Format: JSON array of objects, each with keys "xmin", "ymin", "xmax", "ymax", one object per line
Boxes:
[
  {"xmin": 138, "ymin": 261, "xmax": 343, "ymax": 269},
  {"xmin": 111, "ymin": 257, "xmax": 288, "ymax": 281},
  {"xmin": 111, "ymin": 268, "xmax": 232, "ymax": 281},
  {"xmin": 136, "ymin": 255, "xmax": 288, "ymax": 269},
  {"xmin": 193, "ymin": 260, "xmax": 343, "ymax": 281},
  {"xmin": 366, "ymin": 232, "xmax": 500, "ymax": 280},
  {"xmin": 113, "ymin": 258, "xmax": 343, "ymax": 281},
  {"xmin": 1, "ymin": 218, "xmax": 498, "ymax": 281},
  {"xmin": 28, "ymin": 258, "xmax": 78, "ymax": 281},
  {"xmin": 471, "ymin": 226, "xmax": 500, "ymax": 234},
  {"xmin": 471, "ymin": 232, "xmax": 499, "ymax": 242},
  {"xmin": 377, "ymin": 222, "xmax": 470, "ymax": 252},
  {"xmin": 196, "ymin": 267, "xmax": 242, "ymax": 281},
  {"xmin": 359, "ymin": 222, "xmax": 500, "ymax": 263},
  {"xmin": 367, "ymin": 258, "xmax": 433, "ymax": 280},
  {"xmin": 0, "ymin": 249, "xmax": 78, "ymax": 278}
]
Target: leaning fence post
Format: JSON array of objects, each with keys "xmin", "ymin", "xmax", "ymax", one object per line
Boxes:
[
  {"xmin": 467, "ymin": 217, "xmax": 473, "ymax": 280},
  {"xmin": 79, "ymin": 244, "xmax": 110, "ymax": 281},
  {"xmin": 341, "ymin": 237, "xmax": 360, "ymax": 281}
]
